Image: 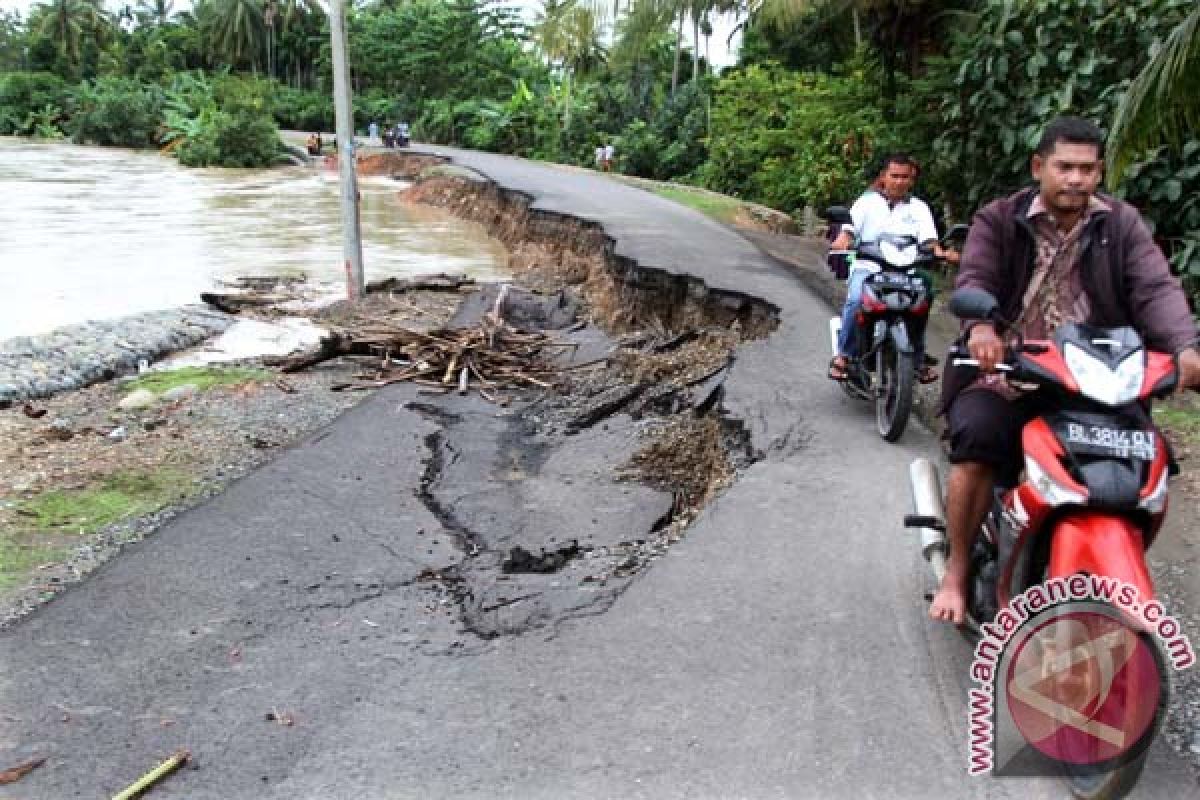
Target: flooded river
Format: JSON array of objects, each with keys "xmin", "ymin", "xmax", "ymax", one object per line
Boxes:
[{"xmin": 0, "ymin": 138, "xmax": 509, "ymax": 341}]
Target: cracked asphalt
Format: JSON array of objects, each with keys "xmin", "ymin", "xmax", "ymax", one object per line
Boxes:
[{"xmin": 0, "ymin": 148, "xmax": 1196, "ymax": 798}]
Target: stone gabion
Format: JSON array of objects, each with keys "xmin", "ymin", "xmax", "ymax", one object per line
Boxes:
[{"xmin": 0, "ymin": 307, "xmax": 233, "ymax": 407}]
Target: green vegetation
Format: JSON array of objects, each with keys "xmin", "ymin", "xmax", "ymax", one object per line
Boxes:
[
  {"xmin": 1154, "ymin": 401, "xmax": 1200, "ymax": 446},
  {"xmin": 16, "ymin": 470, "xmax": 191, "ymax": 534},
  {"xmin": 648, "ymin": 185, "xmax": 745, "ymax": 226},
  {"xmin": 0, "ymin": 536, "xmax": 66, "ymax": 589},
  {"xmin": 0, "ymin": 0, "xmax": 1196, "ymax": 307},
  {"xmin": 123, "ymin": 365, "xmax": 270, "ymax": 395}
]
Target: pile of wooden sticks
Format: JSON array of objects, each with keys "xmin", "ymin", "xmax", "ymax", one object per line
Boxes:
[{"xmin": 275, "ymin": 297, "xmax": 582, "ymax": 402}]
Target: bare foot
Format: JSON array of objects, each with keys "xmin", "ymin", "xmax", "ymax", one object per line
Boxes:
[{"xmin": 929, "ymin": 581, "xmax": 967, "ymax": 625}]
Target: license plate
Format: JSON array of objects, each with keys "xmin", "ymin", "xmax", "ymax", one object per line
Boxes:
[
  {"xmin": 1061, "ymin": 422, "xmax": 1157, "ymax": 461},
  {"xmin": 874, "ymin": 273, "xmax": 915, "ymax": 289}
]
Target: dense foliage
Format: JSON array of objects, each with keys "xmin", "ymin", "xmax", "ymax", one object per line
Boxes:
[{"xmin": 702, "ymin": 60, "xmax": 892, "ymax": 211}]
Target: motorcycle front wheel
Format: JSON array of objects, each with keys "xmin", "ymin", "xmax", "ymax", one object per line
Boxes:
[
  {"xmin": 1053, "ymin": 627, "xmax": 1164, "ymax": 800},
  {"xmin": 875, "ymin": 340, "xmax": 914, "ymax": 441},
  {"xmin": 1063, "ymin": 755, "xmax": 1149, "ymax": 800}
]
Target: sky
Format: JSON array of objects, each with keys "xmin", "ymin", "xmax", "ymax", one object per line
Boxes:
[{"xmin": 0, "ymin": 1, "xmax": 742, "ymax": 66}]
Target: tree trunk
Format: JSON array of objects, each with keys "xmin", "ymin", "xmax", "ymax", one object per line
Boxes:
[
  {"xmin": 882, "ymin": 7, "xmax": 903, "ymax": 120},
  {"xmin": 562, "ymin": 69, "xmax": 572, "ymax": 139},
  {"xmin": 852, "ymin": 7, "xmax": 862, "ymax": 49},
  {"xmin": 692, "ymin": 14, "xmax": 699, "ymax": 82},
  {"xmin": 671, "ymin": 13, "xmax": 683, "ymax": 95}
]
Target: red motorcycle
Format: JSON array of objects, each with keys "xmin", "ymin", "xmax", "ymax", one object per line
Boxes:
[{"xmin": 907, "ymin": 288, "xmax": 1183, "ymax": 799}]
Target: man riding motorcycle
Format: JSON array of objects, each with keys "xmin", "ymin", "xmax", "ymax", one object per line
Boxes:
[
  {"xmin": 929, "ymin": 115, "xmax": 1200, "ymax": 625},
  {"xmin": 828, "ymin": 154, "xmax": 959, "ymax": 384}
]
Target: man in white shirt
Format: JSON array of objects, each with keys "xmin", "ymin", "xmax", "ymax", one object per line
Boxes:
[{"xmin": 828, "ymin": 154, "xmax": 957, "ymax": 382}]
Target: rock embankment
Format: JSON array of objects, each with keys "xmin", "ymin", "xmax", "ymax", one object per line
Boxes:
[{"xmin": 0, "ymin": 307, "xmax": 233, "ymax": 407}]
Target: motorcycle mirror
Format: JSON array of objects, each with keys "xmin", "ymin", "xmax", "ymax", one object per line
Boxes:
[
  {"xmin": 949, "ymin": 288, "xmax": 1001, "ymax": 321},
  {"xmin": 824, "ymin": 205, "xmax": 852, "ymax": 224}
]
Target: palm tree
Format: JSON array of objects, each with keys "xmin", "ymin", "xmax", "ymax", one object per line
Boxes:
[
  {"xmin": 534, "ymin": 0, "xmax": 579, "ymax": 131},
  {"xmin": 30, "ymin": 0, "xmax": 112, "ymax": 79},
  {"xmin": 135, "ymin": 0, "xmax": 175, "ymax": 27},
  {"xmin": 747, "ymin": 0, "xmax": 974, "ymax": 117},
  {"xmin": 564, "ymin": 5, "xmax": 608, "ymax": 77},
  {"xmin": 209, "ymin": 0, "xmax": 266, "ymax": 71},
  {"xmin": 1107, "ymin": 5, "xmax": 1200, "ymax": 183}
]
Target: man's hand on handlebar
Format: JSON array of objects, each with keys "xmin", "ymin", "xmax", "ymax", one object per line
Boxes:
[
  {"xmin": 968, "ymin": 323, "xmax": 1005, "ymax": 373},
  {"xmin": 831, "ymin": 230, "xmax": 853, "ymax": 251},
  {"xmin": 933, "ymin": 242, "xmax": 961, "ymax": 265},
  {"xmin": 1179, "ymin": 347, "xmax": 1200, "ymax": 393}
]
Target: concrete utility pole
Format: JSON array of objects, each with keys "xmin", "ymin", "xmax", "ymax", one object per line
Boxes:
[{"xmin": 328, "ymin": 0, "xmax": 365, "ymax": 300}]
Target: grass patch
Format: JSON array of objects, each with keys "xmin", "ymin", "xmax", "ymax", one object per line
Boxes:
[
  {"xmin": 1154, "ymin": 403, "xmax": 1200, "ymax": 446},
  {"xmin": 16, "ymin": 470, "xmax": 193, "ymax": 534},
  {"xmin": 0, "ymin": 538, "xmax": 67, "ymax": 589},
  {"xmin": 649, "ymin": 186, "xmax": 745, "ymax": 225},
  {"xmin": 124, "ymin": 365, "xmax": 269, "ymax": 396}
]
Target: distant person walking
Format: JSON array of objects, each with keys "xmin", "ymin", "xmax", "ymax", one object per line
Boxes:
[
  {"xmin": 595, "ymin": 144, "xmax": 605, "ymax": 171},
  {"xmin": 603, "ymin": 143, "xmax": 615, "ymax": 172},
  {"xmin": 368, "ymin": 121, "xmax": 379, "ymax": 145}
]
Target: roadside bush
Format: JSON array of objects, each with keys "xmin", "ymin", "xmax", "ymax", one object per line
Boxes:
[
  {"xmin": 271, "ymin": 85, "xmax": 333, "ymax": 132},
  {"xmin": 163, "ymin": 72, "xmax": 282, "ymax": 168},
  {"xmin": 0, "ymin": 71, "xmax": 70, "ymax": 135},
  {"xmin": 68, "ymin": 76, "xmax": 164, "ymax": 148},
  {"xmin": 175, "ymin": 109, "xmax": 281, "ymax": 168},
  {"xmin": 925, "ymin": 0, "xmax": 1194, "ymax": 211},
  {"xmin": 700, "ymin": 62, "xmax": 888, "ymax": 212}
]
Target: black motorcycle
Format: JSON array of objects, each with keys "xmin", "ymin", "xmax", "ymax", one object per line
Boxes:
[{"xmin": 826, "ymin": 206, "xmax": 965, "ymax": 441}]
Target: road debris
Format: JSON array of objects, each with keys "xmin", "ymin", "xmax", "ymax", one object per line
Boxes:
[
  {"xmin": 0, "ymin": 756, "xmax": 46, "ymax": 785},
  {"xmin": 365, "ymin": 272, "xmax": 475, "ymax": 294},
  {"xmin": 271, "ymin": 315, "xmax": 580, "ymax": 402},
  {"xmin": 111, "ymin": 750, "xmax": 189, "ymax": 799},
  {"xmin": 265, "ymin": 708, "xmax": 295, "ymax": 726}
]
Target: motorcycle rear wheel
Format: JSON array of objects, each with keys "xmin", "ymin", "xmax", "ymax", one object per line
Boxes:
[{"xmin": 875, "ymin": 342, "xmax": 914, "ymax": 441}]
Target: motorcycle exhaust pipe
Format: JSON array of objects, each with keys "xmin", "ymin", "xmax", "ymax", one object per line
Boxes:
[{"xmin": 908, "ymin": 458, "xmax": 948, "ymax": 583}]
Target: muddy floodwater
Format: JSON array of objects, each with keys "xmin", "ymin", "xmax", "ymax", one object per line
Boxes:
[{"xmin": 0, "ymin": 138, "xmax": 509, "ymax": 341}]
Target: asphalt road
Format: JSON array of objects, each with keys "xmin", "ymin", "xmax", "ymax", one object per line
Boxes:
[{"xmin": 0, "ymin": 148, "xmax": 1194, "ymax": 799}]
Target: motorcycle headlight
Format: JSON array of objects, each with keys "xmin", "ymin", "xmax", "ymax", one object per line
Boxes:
[
  {"xmin": 1025, "ymin": 454, "xmax": 1086, "ymax": 507},
  {"xmin": 1063, "ymin": 343, "xmax": 1144, "ymax": 406},
  {"xmin": 879, "ymin": 240, "xmax": 917, "ymax": 267},
  {"xmin": 1138, "ymin": 468, "xmax": 1169, "ymax": 514}
]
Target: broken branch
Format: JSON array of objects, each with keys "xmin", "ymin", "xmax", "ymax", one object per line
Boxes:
[
  {"xmin": 111, "ymin": 750, "xmax": 189, "ymax": 800},
  {"xmin": 0, "ymin": 757, "xmax": 46, "ymax": 785}
]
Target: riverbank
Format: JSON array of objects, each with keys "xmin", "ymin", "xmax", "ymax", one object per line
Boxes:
[{"xmin": 0, "ymin": 307, "xmax": 233, "ymax": 408}]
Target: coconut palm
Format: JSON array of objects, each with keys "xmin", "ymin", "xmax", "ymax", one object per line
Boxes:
[
  {"xmin": 29, "ymin": 0, "xmax": 112, "ymax": 79},
  {"xmin": 748, "ymin": 0, "xmax": 975, "ymax": 115},
  {"xmin": 1107, "ymin": 5, "xmax": 1200, "ymax": 183},
  {"xmin": 535, "ymin": 0, "xmax": 607, "ymax": 132},
  {"xmin": 208, "ymin": 0, "xmax": 266, "ymax": 71},
  {"xmin": 135, "ymin": 0, "xmax": 176, "ymax": 27}
]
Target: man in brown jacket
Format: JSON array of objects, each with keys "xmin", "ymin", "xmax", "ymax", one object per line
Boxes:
[{"xmin": 929, "ymin": 116, "xmax": 1200, "ymax": 625}]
